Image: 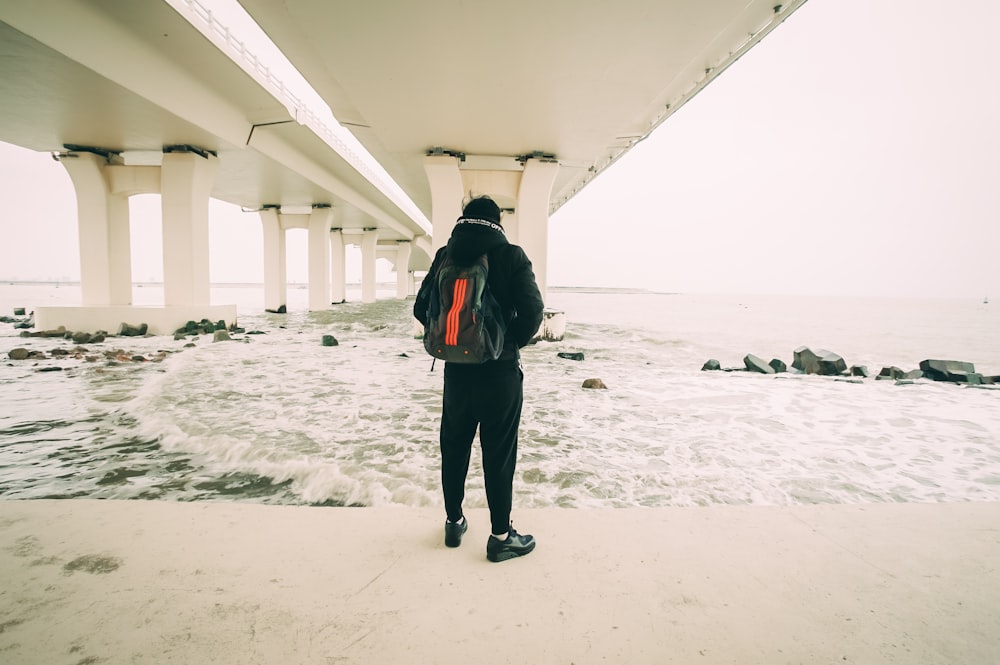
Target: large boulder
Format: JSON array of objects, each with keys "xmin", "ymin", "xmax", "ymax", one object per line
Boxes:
[
  {"xmin": 7, "ymin": 348, "xmax": 29, "ymax": 360},
  {"xmin": 919, "ymin": 359, "xmax": 977, "ymax": 383},
  {"xmin": 792, "ymin": 346, "xmax": 847, "ymax": 376},
  {"xmin": 118, "ymin": 322, "xmax": 148, "ymax": 337},
  {"xmin": 582, "ymin": 378, "xmax": 607, "ymax": 389},
  {"xmin": 769, "ymin": 358, "xmax": 787, "ymax": 373},
  {"xmin": 744, "ymin": 354, "xmax": 775, "ymax": 374},
  {"xmin": 876, "ymin": 366, "xmax": 905, "ymax": 381},
  {"xmin": 701, "ymin": 359, "xmax": 721, "ymax": 371}
]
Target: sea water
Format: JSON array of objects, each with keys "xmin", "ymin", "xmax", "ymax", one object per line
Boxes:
[{"xmin": 1, "ymin": 283, "xmax": 998, "ymax": 508}]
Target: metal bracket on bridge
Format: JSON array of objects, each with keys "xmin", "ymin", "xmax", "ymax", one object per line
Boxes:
[
  {"xmin": 426, "ymin": 146, "xmax": 466, "ymax": 162},
  {"xmin": 516, "ymin": 151, "xmax": 558, "ymax": 164},
  {"xmin": 163, "ymin": 144, "xmax": 218, "ymax": 160},
  {"xmin": 57, "ymin": 144, "xmax": 122, "ymax": 162},
  {"xmin": 240, "ymin": 203, "xmax": 281, "ymax": 213}
]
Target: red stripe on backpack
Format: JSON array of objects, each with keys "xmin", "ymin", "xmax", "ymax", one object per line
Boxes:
[{"xmin": 445, "ymin": 278, "xmax": 467, "ymax": 346}]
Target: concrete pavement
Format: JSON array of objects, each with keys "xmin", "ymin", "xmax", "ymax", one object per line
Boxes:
[{"xmin": 1, "ymin": 500, "xmax": 997, "ymax": 664}]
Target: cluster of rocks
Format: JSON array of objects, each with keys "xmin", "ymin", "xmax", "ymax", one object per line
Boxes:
[
  {"xmin": 702, "ymin": 346, "xmax": 999, "ymax": 386},
  {"xmin": 173, "ymin": 319, "xmax": 245, "ymax": 340},
  {"xmin": 3, "ymin": 314, "xmax": 260, "ymax": 371},
  {"xmin": 7, "ymin": 315, "xmax": 246, "ymax": 343},
  {"xmin": 7, "ymin": 345, "xmax": 173, "ymax": 366},
  {"xmin": 18, "ymin": 325, "xmax": 109, "ymax": 343},
  {"xmin": 1, "ymin": 311, "xmax": 33, "ymax": 329}
]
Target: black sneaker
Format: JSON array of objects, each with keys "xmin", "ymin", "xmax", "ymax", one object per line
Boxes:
[
  {"xmin": 486, "ymin": 527, "xmax": 535, "ymax": 562},
  {"xmin": 444, "ymin": 517, "xmax": 467, "ymax": 548}
]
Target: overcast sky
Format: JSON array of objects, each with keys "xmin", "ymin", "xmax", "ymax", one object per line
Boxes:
[{"xmin": 2, "ymin": 0, "xmax": 998, "ymax": 299}]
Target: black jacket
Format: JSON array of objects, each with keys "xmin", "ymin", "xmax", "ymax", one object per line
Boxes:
[{"xmin": 414, "ymin": 218, "xmax": 545, "ymax": 359}]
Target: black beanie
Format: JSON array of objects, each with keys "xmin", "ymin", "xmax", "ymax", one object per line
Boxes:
[{"xmin": 462, "ymin": 196, "xmax": 501, "ymax": 224}]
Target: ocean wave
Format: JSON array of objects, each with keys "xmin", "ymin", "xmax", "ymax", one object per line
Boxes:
[{"xmin": 2, "ymin": 290, "xmax": 999, "ymax": 507}]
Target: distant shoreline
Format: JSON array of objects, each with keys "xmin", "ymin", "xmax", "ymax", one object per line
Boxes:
[
  {"xmin": 0, "ymin": 280, "xmax": 665, "ymax": 295},
  {"xmin": 3, "ymin": 281, "xmax": 986, "ymax": 300}
]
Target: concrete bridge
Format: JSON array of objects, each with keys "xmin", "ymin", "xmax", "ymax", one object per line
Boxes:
[{"xmin": 0, "ymin": 0, "xmax": 807, "ymax": 334}]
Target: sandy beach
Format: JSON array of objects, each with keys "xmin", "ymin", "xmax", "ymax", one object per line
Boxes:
[{"xmin": 1, "ymin": 500, "xmax": 998, "ymax": 664}]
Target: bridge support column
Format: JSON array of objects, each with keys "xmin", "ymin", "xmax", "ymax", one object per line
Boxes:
[
  {"xmin": 40, "ymin": 147, "xmax": 234, "ymax": 334},
  {"xmin": 260, "ymin": 208, "xmax": 286, "ymax": 312},
  {"xmin": 395, "ymin": 241, "xmax": 413, "ymax": 298},
  {"xmin": 516, "ymin": 158, "xmax": 564, "ymax": 340},
  {"xmin": 60, "ymin": 152, "xmax": 132, "ymax": 306},
  {"xmin": 360, "ymin": 229, "xmax": 378, "ymax": 304},
  {"xmin": 307, "ymin": 207, "xmax": 333, "ymax": 311},
  {"xmin": 516, "ymin": 158, "xmax": 559, "ymax": 300},
  {"xmin": 330, "ymin": 230, "xmax": 346, "ymax": 304},
  {"xmin": 420, "ymin": 152, "xmax": 563, "ymax": 340},
  {"xmin": 424, "ymin": 154, "xmax": 464, "ymax": 253},
  {"xmin": 161, "ymin": 150, "xmax": 218, "ymax": 307},
  {"xmin": 425, "ymin": 154, "xmax": 558, "ymax": 300}
]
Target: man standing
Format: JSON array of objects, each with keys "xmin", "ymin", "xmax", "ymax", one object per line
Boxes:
[{"xmin": 414, "ymin": 195, "xmax": 544, "ymax": 562}]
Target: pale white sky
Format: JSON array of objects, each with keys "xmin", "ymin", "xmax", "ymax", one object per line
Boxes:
[{"xmin": 2, "ymin": 0, "xmax": 998, "ymax": 298}]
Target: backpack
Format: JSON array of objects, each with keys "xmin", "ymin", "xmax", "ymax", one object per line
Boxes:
[{"xmin": 423, "ymin": 252, "xmax": 506, "ymax": 364}]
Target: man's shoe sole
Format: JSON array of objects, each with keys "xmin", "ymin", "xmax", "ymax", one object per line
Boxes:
[{"xmin": 486, "ymin": 541, "xmax": 536, "ymax": 562}]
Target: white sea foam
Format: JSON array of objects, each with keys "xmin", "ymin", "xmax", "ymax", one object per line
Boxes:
[{"xmin": 1, "ymin": 284, "xmax": 998, "ymax": 507}]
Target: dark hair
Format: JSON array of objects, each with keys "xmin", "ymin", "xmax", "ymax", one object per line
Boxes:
[{"xmin": 461, "ymin": 195, "xmax": 502, "ymax": 225}]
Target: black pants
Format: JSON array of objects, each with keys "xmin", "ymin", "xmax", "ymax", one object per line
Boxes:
[{"xmin": 440, "ymin": 359, "xmax": 523, "ymax": 535}]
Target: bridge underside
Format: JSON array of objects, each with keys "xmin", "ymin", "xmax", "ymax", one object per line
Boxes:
[
  {"xmin": 0, "ymin": 1, "xmax": 433, "ymax": 333},
  {"xmin": 1, "ymin": 0, "xmax": 807, "ymax": 333},
  {"xmin": 0, "ymin": 18, "xmax": 419, "ymax": 240},
  {"xmin": 239, "ymin": 0, "xmax": 807, "ymax": 219}
]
